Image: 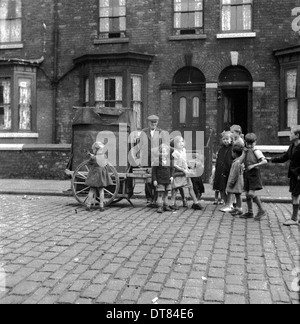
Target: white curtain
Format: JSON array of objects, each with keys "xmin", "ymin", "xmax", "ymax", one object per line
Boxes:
[
  {"xmin": 132, "ymin": 75, "xmax": 142, "ymax": 129},
  {"xmin": 0, "ymin": 80, "xmax": 11, "ymax": 130},
  {"xmin": 19, "ymin": 79, "xmax": 32, "ymax": 131},
  {"xmin": 286, "ymin": 70, "xmax": 298, "ymax": 128}
]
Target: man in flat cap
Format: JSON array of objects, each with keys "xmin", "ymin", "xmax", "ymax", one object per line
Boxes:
[{"xmin": 139, "ymin": 115, "xmax": 168, "ymax": 206}]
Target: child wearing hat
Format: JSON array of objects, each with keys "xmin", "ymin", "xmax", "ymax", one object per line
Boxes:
[
  {"xmin": 240, "ymin": 133, "xmax": 268, "ymax": 221},
  {"xmin": 85, "ymin": 141, "xmax": 114, "ymax": 212}
]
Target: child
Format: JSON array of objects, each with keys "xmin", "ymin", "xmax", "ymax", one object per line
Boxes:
[
  {"xmin": 269, "ymin": 126, "xmax": 300, "ymax": 226},
  {"xmin": 226, "ymin": 145, "xmax": 244, "ymax": 216},
  {"xmin": 230, "ymin": 125, "xmax": 245, "ymax": 147},
  {"xmin": 240, "ymin": 133, "xmax": 268, "ymax": 221},
  {"xmin": 213, "ymin": 131, "xmax": 234, "ymax": 211},
  {"xmin": 85, "ymin": 141, "xmax": 114, "ymax": 212},
  {"xmin": 152, "ymin": 144, "xmax": 174, "ymax": 213},
  {"xmin": 170, "ymin": 136, "xmax": 203, "ymax": 210},
  {"xmin": 191, "ymin": 152, "xmax": 205, "ymax": 201},
  {"xmin": 170, "ymin": 138, "xmax": 187, "ymax": 209}
]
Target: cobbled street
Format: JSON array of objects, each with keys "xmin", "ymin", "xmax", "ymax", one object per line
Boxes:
[{"xmin": 0, "ymin": 195, "xmax": 299, "ymax": 304}]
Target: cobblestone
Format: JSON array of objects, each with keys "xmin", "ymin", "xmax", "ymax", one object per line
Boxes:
[{"xmin": 0, "ymin": 195, "xmax": 299, "ymax": 304}]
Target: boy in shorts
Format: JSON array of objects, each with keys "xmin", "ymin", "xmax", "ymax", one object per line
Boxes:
[
  {"xmin": 240, "ymin": 133, "xmax": 268, "ymax": 221},
  {"xmin": 152, "ymin": 144, "xmax": 174, "ymax": 213}
]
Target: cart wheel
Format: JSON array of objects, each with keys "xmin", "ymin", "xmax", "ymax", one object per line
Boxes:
[{"xmin": 71, "ymin": 160, "xmax": 120, "ymax": 208}]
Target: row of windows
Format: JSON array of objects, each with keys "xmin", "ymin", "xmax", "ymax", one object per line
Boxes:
[{"xmin": 0, "ymin": 0, "xmax": 254, "ymax": 44}]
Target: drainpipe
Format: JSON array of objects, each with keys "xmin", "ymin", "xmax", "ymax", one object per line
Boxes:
[{"xmin": 52, "ymin": 0, "xmax": 59, "ymax": 143}]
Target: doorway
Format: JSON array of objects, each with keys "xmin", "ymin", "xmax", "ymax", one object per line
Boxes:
[{"xmin": 222, "ymin": 88, "xmax": 249, "ymax": 135}]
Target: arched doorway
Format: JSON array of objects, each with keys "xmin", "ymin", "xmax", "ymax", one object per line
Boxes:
[
  {"xmin": 172, "ymin": 66, "xmax": 206, "ymax": 148},
  {"xmin": 218, "ymin": 66, "xmax": 253, "ymax": 135}
]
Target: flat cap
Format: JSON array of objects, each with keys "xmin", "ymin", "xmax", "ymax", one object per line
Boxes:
[{"xmin": 148, "ymin": 115, "xmax": 159, "ymax": 122}]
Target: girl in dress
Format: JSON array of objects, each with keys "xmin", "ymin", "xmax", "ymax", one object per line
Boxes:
[
  {"xmin": 170, "ymin": 136, "xmax": 203, "ymax": 210},
  {"xmin": 85, "ymin": 141, "xmax": 114, "ymax": 212}
]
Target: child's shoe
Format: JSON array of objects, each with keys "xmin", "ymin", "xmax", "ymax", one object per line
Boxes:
[
  {"xmin": 183, "ymin": 200, "xmax": 188, "ymax": 208},
  {"xmin": 254, "ymin": 210, "xmax": 266, "ymax": 221},
  {"xmin": 240, "ymin": 212, "xmax": 254, "ymax": 219},
  {"xmin": 218, "ymin": 200, "xmax": 225, "ymax": 205},
  {"xmin": 213, "ymin": 200, "xmax": 218, "ymax": 205},
  {"xmin": 86, "ymin": 204, "xmax": 92, "ymax": 211},
  {"xmin": 99, "ymin": 207, "xmax": 105, "ymax": 212},
  {"xmin": 164, "ymin": 206, "xmax": 172, "ymax": 212},
  {"xmin": 157, "ymin": 207, "xmax": 163, "ymax": 213},
  {"xmin": 231, "ymin": 208, "xmax": 243, "ymax": 216},
  {"xmin": 283, "ymin": 219, "xmax": 299, "ymax": 226},
  {"xmin": 192, "ymin": 203, "xmax": 203, "ymax": 210},
  {"xmin": 220, "ymin": 206, "xmax": 234, "ymax": 213},
  {"xmin": 170, "ymin": 205, "xmax": 179, "ymax": 211}
]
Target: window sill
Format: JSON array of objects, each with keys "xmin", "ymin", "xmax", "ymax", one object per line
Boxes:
[
  {"xmin": 0, "ymin": 43, "xmax": 24, "ymax": 49},
  {"xmin": 278, "ymin": 131, "xmax": 290, "ymax": 137},
  {"xmin": 0, "ymin": 132, "xmax": 39, "ymax": 138},
  {"xmin": 169, "ymin": 34, "xmax": 207, "ymax": 41},
  {"xmin": 93, "ymin": 38, "xmax": 129, "ymax": 45},
  {"xmin": 216, "ymin": 32, "xmax": 256, "ymax": 39}
]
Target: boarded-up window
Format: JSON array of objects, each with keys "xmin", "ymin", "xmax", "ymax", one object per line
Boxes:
[
  {"xmin": 221, "ymin": 0, "xmax": 252, "ymax": 32},
  {"xmin": 131, "ymin": 75, "xmax": 142, "ymax": 129},
  {"xmin": 174, "ymin": 0, "xmax": 204, "ymax": 34},
  {"xmin": 0, "ymin": 78, "xmax": 11, "ymax": 130},
  {"xmin": 0, "ymin": 0, "xmax": 22, "ymax": 43},
  {"xmin": 99, "ymin": 0, "xmax": 126, "ymax": 38},
  {"xmin": 95, "ymin": 76, "xmax": 123, "ymax": 108},
  {"xmin": 286, "ymin": 69, "xmax": 298, "ymax": 129},
  {"xmin": 18, "ymin": 78, "xmax": 32, "ymax": 131}
]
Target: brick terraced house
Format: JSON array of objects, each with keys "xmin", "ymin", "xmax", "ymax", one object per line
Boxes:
[{"xmin": 0, "ymin": 0, "xmax": 300, "ymax": 181}]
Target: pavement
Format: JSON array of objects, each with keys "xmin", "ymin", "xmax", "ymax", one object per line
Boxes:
[
  {"xmin": 0, "ymin": 179, "xmax": 299, "ymax": 305},
  {"xmin": 0, "ymin": 179, "xmax": 294, "ymax": 203}
]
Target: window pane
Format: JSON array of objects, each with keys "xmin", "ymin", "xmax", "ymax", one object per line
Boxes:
[
  {"xmin": 286, "ymin": 69, "xmax": 297, "ymax": 99},
  {"xmin": 99, "ymin": 0, "xmax": 126, "ymax": 34},
  {"xmin": 221, "ymin": 0, "xmax": 252, "ymax": 31},
  {"xmin": 193, "ymin": 97, "xmax": 200, "ymax": 118},
  {"xmin": 131, "ymin": 75, "xmax": 142, "ymax": 129},
  {"xmin": 95, "ymin": 76, "xmax": 122, "ymax": 108},
  {"xmin": 0, "ymin": 0, "xmax": 22, "ymax": 43},
  {"xmin": 19, "ymin": 78, "xmax": 32, "ymax": 131},
  {"xmin": 0, "ymin": 78, "xmax": 11, "ymax": 130},
  {"xmin": 180, "ymin": 97, "xmax": 187, "ymax": 124},
  {"xmin": 287, "ymin": 99, "xmax": 298, "ymax": 128}
]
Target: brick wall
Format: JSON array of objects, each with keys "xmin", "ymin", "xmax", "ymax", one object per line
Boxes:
[{"xmin": 0, "ymin": 145, "xmax": 71, "ymax": 180}]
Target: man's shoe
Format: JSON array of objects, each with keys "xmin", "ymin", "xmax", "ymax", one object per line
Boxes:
[
  {"xmin": 192, "ymin": 203, "xmax": 203, "ymax": 210},
  {"xmin": 283, "ymin": 219, "xmax": 299, "ymax": 226},
  {"xmin": 240, "ymin": 212, "xmax": 254, "ymax": 219},
  {"xmin": 254, "ymin": 210, "xmax": 266, "ymax": 221},
  {"xmin": 157, "ymin": 207, "xmax": 163, "ymax": 214}
]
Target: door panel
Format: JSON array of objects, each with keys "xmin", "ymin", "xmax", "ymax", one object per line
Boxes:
[{"xmin": 174, "ymin": 90, "xmax": 205, "ymax": 149}]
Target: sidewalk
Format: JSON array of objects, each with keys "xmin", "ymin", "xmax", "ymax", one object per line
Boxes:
[{"xmin": 0, "ymin": 179, "xmax": 292, "ymax": 203}]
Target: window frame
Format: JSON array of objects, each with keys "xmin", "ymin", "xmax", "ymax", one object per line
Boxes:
[
  {"xmin": 220, "ymin": 0, "xmax": 253, "ymax": 33},
  {"xmin": 280, "ymin": 64, "xmax": 300, "ymax": 131},
  {"xmin": 0, "ymin": 67, "xmax": 36, "ymax": 133},
  {"xmin": 98, "ymin": 0, "xmax": 127, "ymax": 39},
  {"xmin": 173, "ymin": 0, "xmax": 204, "ymax": 35},
  {"xmin": 0, "ymin": 0, "xmax": 22, "ymax": 46}
]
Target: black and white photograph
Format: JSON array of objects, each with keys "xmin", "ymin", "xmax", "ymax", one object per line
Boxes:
[{"xmin": 0, "ymin": 0, "xmax": 299, "ymax": 307}]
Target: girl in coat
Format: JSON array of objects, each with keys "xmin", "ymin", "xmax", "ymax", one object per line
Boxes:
[{"xmin": 85, "ymin": 141, "xmax": 114, "ymax": 212}]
